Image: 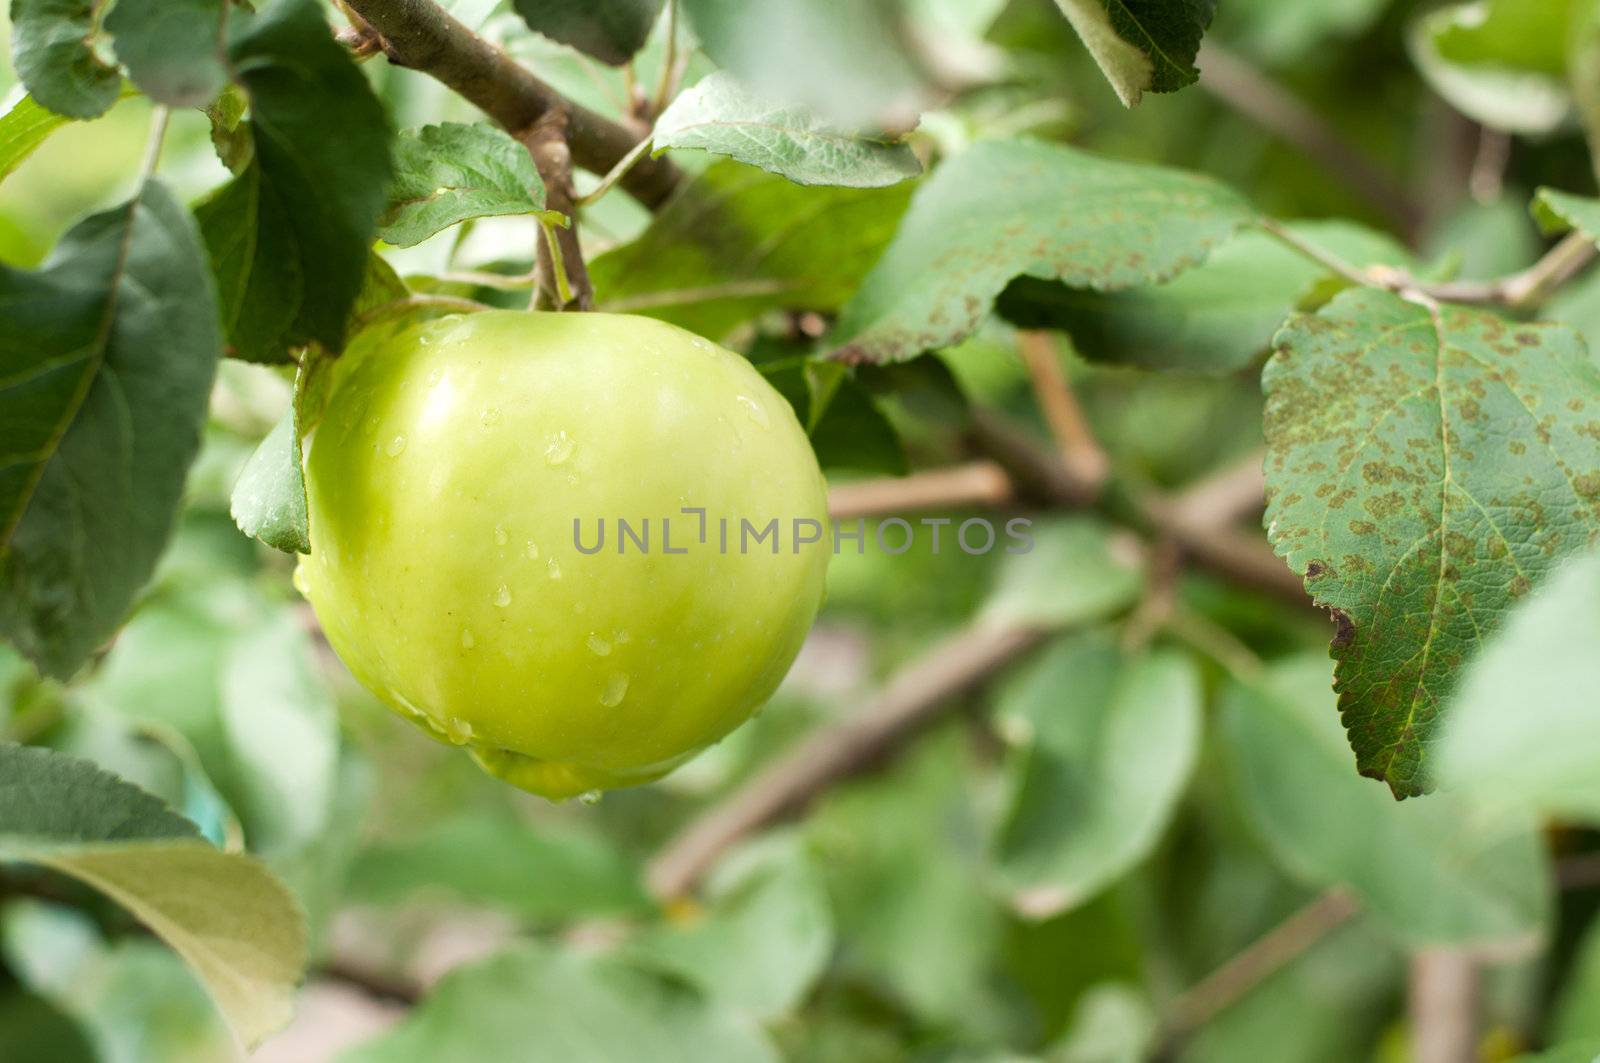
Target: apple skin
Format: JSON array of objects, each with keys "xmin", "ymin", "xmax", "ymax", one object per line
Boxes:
[{"xmin": 299, "ymin": 311, "xmax": 829, "ymax": 799}]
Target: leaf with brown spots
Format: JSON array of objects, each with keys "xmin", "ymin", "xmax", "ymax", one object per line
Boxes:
[
  {"xmin": 1263, "ymin": 287, "xmax": 1600, "ymax": 797},
  {"xmin": 826, "ymin": 138, "xmax": 1255, "ymax": 364}
]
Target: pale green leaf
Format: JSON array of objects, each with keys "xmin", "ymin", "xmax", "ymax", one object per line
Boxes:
[
  {"xmin": 1435, "ymin": 551, "xmax": 1600, "ymax": 820},
  {"xmin": 999, "ymin": 221, "xmax": 1413, "ymax": 372},
  {"xmin": 981, "ymin": 517, "xmax": 1145, "ymax": 628},
  {"xmin": 590, "ymin": 159, "xmax": 912, "ymax": 340},
  {"xmin": 338, "ymin": 944, "xmax": 778, "ymax": 1063},
  {"xmin": 1263, "ymin": 288, "xmax": 1600, "ymax": 795},
  {"xmin": 1223, "ymin": 656, "xmax": 1550, "ymax": 947},
  {"xmin": 0, "ymin": 839, "xmax": 308, "ymax": 1048},
  {"xmin": 105, "ymin": 0, "xmax": 228, "ymax": 107},
  {"xmin": 993, "ymin": 638, "xmax": 1200, "ymax": 917},
  {"xmin": 229, "ymin": 403, "xmax": 309, "ymax": 553},
  {"xmin": 1052, "ymin": 0, "xmax": 1215, "ymax": 106},
  {"xmin": 627, "ymin": 837, "xmax": 832, "ymax": 1019},
  {"xmin": 381, "ymin": 122, "xmax": 549, "ymax": 248},
  {"xmin": 0, "ymin": 83, "xmax": 137, "ymax": 184},
  {"xmin": 653, "ymin": 72, "xmax": 921, "ymax": 189},
  {"xmin": 1409, "ymin": 1, "xmax": 1573, "ymax": 134},
  {"xmin": 8, "ymin": 0, "xmax": 121, "ymax": 118},
  {"xmin": 1533, "ymin": 187, "xmax": 1600, "ymax": 241},
  {"xmin": 0, "ymin": 181, "xmax": 222, "ymax": 679},
  {"xmin": 828, "ymin": 139, "xmax": 1254, "ymax": 364}
]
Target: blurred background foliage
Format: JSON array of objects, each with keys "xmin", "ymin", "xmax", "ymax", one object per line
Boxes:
[{"xmin": 3, "ymin": 0, "xmax": 1600, "ymax": 1060}]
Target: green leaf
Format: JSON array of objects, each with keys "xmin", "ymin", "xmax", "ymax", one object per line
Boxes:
[
  {"xmin": 1222, "ymin": 656, "xmax": 1551, "ymax": 947},
  {"xmin": 1263, "ymin": 288, "xmax": 1600, "ymax": 796},
  {"xmin": 1505, "ymin": 1043, "xmax": 1600, "ymax": 1063},
  {"xmin": 510, "ymin": 0, "xmax": 665, "ymax": 65},
  {"xmin": 0, "ymin": 745, "xmax": 307, "ymax": 1047},
  {"xmin": 0, "ymin": 839, "xmax": 308, "ymax": 1047},
  {"xmin": 0, "ymin": 991, "xmax": 97, "ymax": 1063},
  {"xmin": 1408, "ymin": 0, "xmax": 1574, "ymax": 134},
  {"xmin": 0, "ymin": 742, "xmax": 200, "ymax": 841},
  {"xmin": 229, "ymin": 402, "xmax": 310, "ymax": 553},
  {"xmin": 8, "ymin": 0, "xmax": 122, "ymax": 118},
  {"xmin": 0, "ymin": 83, "xmax": 137, "ymax": 185},
  {"xmin": 828, "ymin": 139, "xmax": 1254, "ymax": 365},
  {"xmin": 381, "ymin": 122, "xmax": 549, "ymax": 248},
  {"xmin": 1554, "ymin": 916, "xmax": 1600, "ymax": 1043},
  {"xmin": 347, "ymin": 813, "xmax": 651, "ymax": 922},
  {"xmin": 1052, "ymin": 0, "xmax": 1216, "ymax": 106},
  {"xmin": 628, "ymin": 837, "xmax": 832, "ymax": 1020},
  {"xmin": 590, "ymin": 159, "xmax": 913, "ymax": 340},
  {"xmin": 653, "ymin": 73, "xmax": 922, "ymax": 189},
  {"xmin": 993, "ymin": 638, "xmax": 1200, "ymax": 917},
  {"xmin": 981, "ymin": 517, "xmax": 1145, "ymax": 628},
  {"xmin": 998, "ymin": 221, "xmax": 1413, "ymax": 373},
  {"xmin": 803, "ymin": 364, "xmax": 906, "ymax": 474},
  {"xmin": 0, "ymin": 181, "xmax": 223, "ymax": 680},
  {"xmin": 681, "ymin": 0, "xmax": 930, "ymax": 129},
  {"xmin": 196, "ymin": 0, "xmax": 394, "ymax": 363},
  {"xmin": 1533, "ymin": 187, "xmax": 1600, "ymax": 241},
  {"xmin": 1434, "ymin": 552, "xmax": 1600, "ymax": 820},
  {"xmin": 338, "ymin": 944, "xmax": 778, "ymax": 1063},
  {"xmin": 104, "ymin": 0, "xmax": 228, "ymax": 108}
]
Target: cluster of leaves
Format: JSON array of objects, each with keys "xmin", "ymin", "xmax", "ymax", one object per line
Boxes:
[{"xmin": 6, "ymin": 0, "xmax": 1600, "ymax": 1059}]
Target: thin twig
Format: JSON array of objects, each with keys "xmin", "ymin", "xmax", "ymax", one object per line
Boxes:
[
  {"xmin": 648, "ymin": 0, "xmax": 680, "ymax": 118},
  {"xmin": 340, "ymin": 0, "xmax": 680, "ymax": 208},
  {"xmin": 1196, "ymin": 41, "xmax": 1422, "ymax": 238},
  {"xmin": 1016, "ymin": 331, "xmax": 1111, "ymax": 492},
  {"xmin": 352, "ymin": 293, "xmax": 494, "ymax": 331},
  {"xmin": 576, "ymin": 135, "xmax": 658, "ymax": 208},
  {"xmin": 1409, "ymin": 949, "xmax": 1481, "ymax": 1063},
  {"xmin": 319, "ymin": 959, "xmax": 423, "ymax": 1006},
  {"xmin": 827, "ymin": 462, "xmax": 1014, "ymax": 520},
  {"xmin": 1157, "ymin": 889, "xmax": 1359, "ymax": 1053},
  {"xmin": 646, "ymin": 623, "xmax": 1048, "ymax": 900},
  {"xmin": 518, "ymin": 111, "xmax": 594, "ymax": 311}
]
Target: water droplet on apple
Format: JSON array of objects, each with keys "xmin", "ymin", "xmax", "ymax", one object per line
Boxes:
[
  {"xmin": 599, "ymin": 672, "xmax": 629, "ymax": 707},
  {"xmin": 544, "ymin": 430, "xmax": 574, "ymax": 466},
  {"xmin": 736, "ymin": 395, "xmax": 770, "ymax": 428},
  {"xmin": 385, "ymin": 434, "xmax": 407, "ymax": 456},
  {"xmin": 426, "ymin": 367, "xmax": 443, "ymax": 386},
  {"xmin": 578, "ymin": 789, "xmax": 603, "ymax": 806},
  {"xmin": 547, "ymin": 558, "xmax": 562, "ymax": 580},
  {"xmin": 460, "ymin": 628, "xmax": 476, "ymax": 649},
  {"xmin": 526, "ymin": 541, "xmax": 540, "ymax": 559},
  {"xmin": 494, "ymin": 524, "xmax": 509, "ymax": 546},
  {"xmin": 291, "ymin": 563, "xmax": 311, "ymax": 596},
  {"xmin": 493, "ymin": 584, "xmax": 512, "ymax": 607},
  {"xmin": 480, "ymin": 406, "xmax": 501, "ymax": 428},
  {"xmin": 444, "ymin": 717, "xmax": 474, "ymax": 745},
  {"xmin": 586, "ymin": 633, "xmax": 612, "ymax": 656}
]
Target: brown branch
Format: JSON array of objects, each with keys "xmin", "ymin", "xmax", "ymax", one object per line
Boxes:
[
  {"xmin": 517, "ymin": 111, "xmax": 594, "ymax": 311},
  {"xmin": 1409, "ymin": 950, "xmax": 1482, "ymax": 1063},
  {"xmin": 1016, "ymin": 331, "xmax": 1110, "ymax": 492},
  {"xmin": 1157, "ymin": 889, "xmax": 1358, "ymax": 1053},
  {"xmin": 319, "ymin": 959, "xmax": 424, "ymax": 1006},
  {"xmin": 646, "ymin": 623, "xmax": 1047, "ymax": 900},
  {"xmin": 827, "ymin": 461, "xmax": 1014, "ymax": 520},
  {"xmin": 1196, "ymin": 40, "xmax": 1421, "ymax": 238},
  {"xmin": 340, "ymin": 0, "xmax": 681, "ymax": 209}
]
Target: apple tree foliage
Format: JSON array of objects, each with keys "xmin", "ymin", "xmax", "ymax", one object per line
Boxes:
[{"xmin": 2, "ymin": 0, "xmax": 1600, "ymax": 1058}]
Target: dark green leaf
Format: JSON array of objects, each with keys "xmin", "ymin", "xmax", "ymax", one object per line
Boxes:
[
  {"xmin": 510, "ymin": 0, "xmax": 664, "ymax": 65},
  {"xmin": 229, "ymin": 402, "xmax": 309, "ymax": 553},
  {"xmin": 339, "ymin": 944, "xmax": 779, "ymax": 1062},
  {"xmin": 997, "ymin": 221, "xmax": 1412, "ymax": 373},
  {"xmin": 381, "ymin": 122, "xmax": 548, "ymax": 248},
  {"xmin": 1052, "ymin": 0, "xmax": 1217, "ymax": 105},
  {"xmin": 1263, "ymin": 288, "xmax": 1600, "ymax": 795},
  {"xmin": 105, "ymin": 0, "xmax": 228, "ymax": 108},
  {"xmin": 0, "ymin": 991, "xmax": 97, "ymax": 1063},
  {"xmin": 828, "ymin": 139, "xmax": 1254, "ymax": 364},
  {"xmin": 0, "ymin": 742, "xmax": 200, "ymax": 841},
  {"xmin": 653, "ymin": 72, "xmax": 921, "ymax": 188},
  {"xmin": 0, "ymin": 181, "xmax": 223, "ymax": 679},
  {"xmin": 8, "ymin": 0, "xmax": 122, "ymax": 118},
  {"xmin": 590, "ymin": 159, "xmax": 913, "ymax": 340},
  {"xmin": 197, "ymin": 0, "xmax": 393, "ymax": 362},
  {"xmin": 982, "ymin": 517, "xmax": 1145, "ymax": 629}
]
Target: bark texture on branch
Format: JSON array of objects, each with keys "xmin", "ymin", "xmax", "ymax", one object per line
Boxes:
[
  {"xmin": 341, "ymin": 0, "xmax": 681, "ymax": 208},
  {"xmin": 518, "ymin": 111, "xmax": 594, "ymax": 310}
]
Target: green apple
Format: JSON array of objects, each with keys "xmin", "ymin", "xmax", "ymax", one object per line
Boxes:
[{"xmin": 299, "ymin": 311, "xmax": 830, "ymax": 799}]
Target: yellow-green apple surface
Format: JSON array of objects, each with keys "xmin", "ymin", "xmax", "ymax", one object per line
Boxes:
[{"xmin": 299, "ymin": 311, "xmax": 830, "ymax": 799}]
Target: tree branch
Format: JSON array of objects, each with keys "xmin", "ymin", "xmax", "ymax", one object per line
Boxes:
[
  {"xmin": 1016, "ymin": 331, "xmax": 1111, "ymax": 492},
  {"xmin": 340, "ymin": 0, "xmax": 681, "ymax": 209},
  {"xmin": 1197, "ymin": 41, "xmax": 1422, "ymax": 238},
  {"xmin": 518, "ymin": 111, "xmax": 594, "ymax": 310},
  {"xmin": 1409, "ymin": 949, "xmax": 1482, "ymax": 1063},
  {"xmin": 828, "ymin": 461, "xmax": 1014, "ymax": 520},
  {"xmin": 646, "ymin": 623, "xmax": 1048, "ymax": 900}
]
